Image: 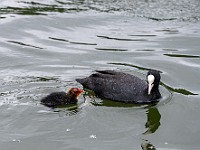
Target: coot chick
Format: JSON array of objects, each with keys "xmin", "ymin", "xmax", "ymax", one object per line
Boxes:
[
  {"xmin": 76, "ymin": 70, "xmax": 161, "ymax": 104},
  {"xmin": 41, "ymin": 88, "xmax": 84, "ymax": 107}
]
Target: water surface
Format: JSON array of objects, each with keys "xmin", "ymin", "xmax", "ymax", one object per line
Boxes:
[{"xmin": 0, "ymin": 0, "xmax": 200, "ymax": 150}]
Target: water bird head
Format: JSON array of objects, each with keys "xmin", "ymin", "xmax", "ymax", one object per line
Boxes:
[
  {"xmin": 147, "ymin": 70, "xmax": 161, "ymax": 95},
  {"xmin": 66, "ymin": 88, "xmax": 84, "ymax": 98}
]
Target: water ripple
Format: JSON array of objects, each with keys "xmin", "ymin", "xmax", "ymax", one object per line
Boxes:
[
  {"xmin": 95, "ymin": 48, "xmax": 128, "ymax": 52},
  {"xmin": 49, "ymin": 37, "xmax": 69, "ymax": 43},
  {"xmin": 97, "ymin": 35, "xmax": 147, "ymax": 41},
  {"xmin": 164, "ymin": 53, "xmax": 200, "ymax": 58},
  {"xmin": 49, "ymin": 36, "xmax": 97, "ymax": 45},
  {"xmin": 8, "ymin": 40, "xmax": 44, "ymax": 49}
]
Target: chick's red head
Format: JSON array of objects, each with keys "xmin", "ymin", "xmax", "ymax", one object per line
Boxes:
[
  {"xmin": 67, "ymin": 88, "xmax": 84, "ymax": 98},
  {"xmin": 71, "ymin": 88, "xmax": 84, "ymax": 94}
]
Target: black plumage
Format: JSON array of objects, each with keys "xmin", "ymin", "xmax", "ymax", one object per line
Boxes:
[
  {"xmin": 41, "ymin": 88, "xmax": 83, "ymax": 107},
  {"xmin": 76, "ymin": 70, "xmax": 161, "ymax": 104}
]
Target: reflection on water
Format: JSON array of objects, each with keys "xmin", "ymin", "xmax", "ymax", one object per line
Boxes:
[
  {"xmin": 8, "ymin": 40, "xmax": 44, "ymax": 49},
  {"xmin": 141, "ymin": 140, "xmax": 156, "ymax": 150},
  {"xmin": 143, "ymin": 107, "xmax": 161, "ymax": 134},
  {"xmin": 136, "ymin": 49, "xmax": 155, "ymax": 52},
  {"xmin": 147, "ymin": 17, "xmax": 177, "ymax": 21},
  {"xmin": 108, "ymin": 62, "xmax": 151, "ymax": 71},
  {"xmin": 53, "ymin": 104, "xmax": 80, "ymax": 116},
  {"xmin": 39, "ymin": 104, "xmax": 80, "ymax": 116},
  {"xmin": 49, "ymin": 37, "xmax": 97, "ymax": 45},
  {"xmin": 97, "ymin": 35, "xmax": 148, "ymax": 41},
  {"xmin": 129, "ymin": 34, "xmax": 157, "ymax": 37},
  {"xmin": 92, "ymin": 98, "xmax": 144, "ymax": 108},
  {"xmin": 141, "ymin": 107, "xmax": 161, "ymax": 150},
  {"xmin": 156, "ymin": 28, "xmax": 179, "ymax": 34},
  {"xmin": 164, "ymin": 53, "xmax": 200, "ymax": 58},
  {"xmin": 49, "ymin": 37, "xmax": 69, "ymax": 43},
  {"xmin": 0, "ymin": 1, "xmax": 87, "ymax": 15},
  {"xmin": 161, "ymin": 82, "xmax": 198, "ymax": 96},
  {"xmin": 95, "ymin": 48, "xmax": 128, "ymax": 52}
]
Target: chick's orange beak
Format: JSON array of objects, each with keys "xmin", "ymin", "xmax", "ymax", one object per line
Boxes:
[{"xmin": 77, "ymin": 88, "xmax": 84, "ymax": 93}]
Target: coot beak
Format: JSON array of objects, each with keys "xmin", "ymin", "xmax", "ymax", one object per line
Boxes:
[
  {"xmin": 78, "ymin": 89, "xmax": 84, "ymax": 93},
  {"xmin": 148, "ymin": 83, "xmax": 154, "ymax": 95}
]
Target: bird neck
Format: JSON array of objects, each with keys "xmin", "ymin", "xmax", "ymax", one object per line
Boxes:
[
  {"xmin": 151, "ymin": 84, "xmax": 161, "ymax": 99},
  {"xmin": 66, "ymin": 93, "xmax": 78, "ymax": 104}
]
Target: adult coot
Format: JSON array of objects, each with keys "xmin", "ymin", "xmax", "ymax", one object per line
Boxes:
[
  {"xmin": 76, "ymin": 70, "xmax": 161, "ymax": 103},
  {"xmin": 41, "ymin": 88, "xmax": 84, "ymax": 107}
]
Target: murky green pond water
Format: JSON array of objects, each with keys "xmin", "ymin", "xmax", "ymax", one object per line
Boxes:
[{"xmin": 0, "ymin": 0, "xmax": 200, "ymax": 150}]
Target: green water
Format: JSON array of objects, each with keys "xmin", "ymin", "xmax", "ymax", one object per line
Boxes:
[{"xmin": 0, "ymin": 0, "xmax": 200, "ymax": 150}]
